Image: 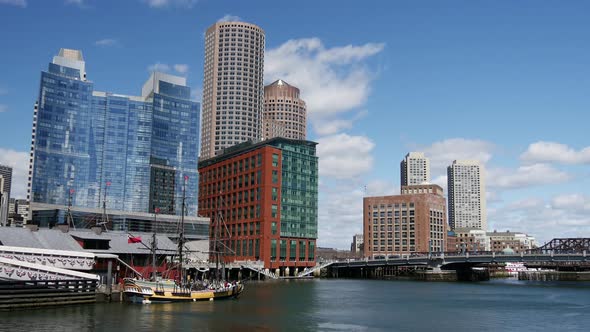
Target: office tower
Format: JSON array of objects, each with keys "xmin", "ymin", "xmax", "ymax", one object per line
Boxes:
[
  {"xmin": 447, "ymin": 160, "xmax": 486, "ymax": 230},
  {"xmin": 400, "ymin": 152, "xmax": 430, "ymax": 186},
  {"xmin": 263, "ymin": 79, "xmax": 307, "ymax": 140},
  {"xmin": 29, "ymin": 49, "xmax": 200, "ymax": 218},
  {"xmin": 200, "ymin": 21, "xmax": 265, "ymax": 160},
  {"xmin": 0, "ymin": 165, "xmax": 12, "ymax": 226},
  {"xmin": 198, "ymin": 138, "xmax": 318, "ymax": 274},
  {"xmin": 363, "ymin": 184, "xmax": 447, "ymax": 258}
]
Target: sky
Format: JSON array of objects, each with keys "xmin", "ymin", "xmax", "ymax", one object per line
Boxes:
[{"xmin": 0, "ymin": 0, "xmax": 589, "ymax": 249}]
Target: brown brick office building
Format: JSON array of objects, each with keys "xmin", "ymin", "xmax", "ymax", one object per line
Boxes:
[
  {"xmin": 198, "ymin": 138, "xmax": 318, "ymax": 274},
  {"xmin": 363, "ymin": 184, "xmax": 448, "ymax": 258}
]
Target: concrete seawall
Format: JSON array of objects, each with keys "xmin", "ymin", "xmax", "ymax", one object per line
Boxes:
[{"xmin": 519, "ymin": 271, "xmax": 590, "ymax": 281}]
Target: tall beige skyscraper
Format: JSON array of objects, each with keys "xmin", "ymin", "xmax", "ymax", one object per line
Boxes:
[
  {"xmin": 447, "ymin": 160, "xmax": 487, "ymax": 230},
  {"xmin": 200, "ymin": 21, "xmax": 265, "ymax": 160},
  {"xmin": 400, "ymin": 152, "xmax": 430, "ymax": 186},
  {"xmin": 263, "ymin": 79, "xmax": 307, "ymax": 140}
]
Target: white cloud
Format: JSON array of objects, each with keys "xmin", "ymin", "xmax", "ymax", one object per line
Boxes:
[
  {"xmin": 318, "ymin": 180, "xmax": 365, "ymax": 248},
  {"xmin": 0, "ymin": 148, "xmax": 29, "ymax": 198},
  {"xmin": 0, "ymin": 105, "xmax": 7, "ymax": 113},
  {"xmin": 312, "ymin": 110, "xmax": 367, "ymax": 136},
  {"xmin": 173, "ymin": 64, "xmax": 189, "ymax": 74},
  {"xmin": 488, "ymin": 163, "xmax": 571, "ymax": 189},
  {"xmin": 265, "ymin": 38, "xmax": 384, "ymax": 135},
  {"xmin": 521, "ymin": 141, "xmax": 590, "ymax": 165},
  {"xmin": 0, "ymin": 0, "xmax": 26, "ymax": 7},
  {"xmin": 144, "ymin": 0, "xmax": 196, "ymax": 8},
  {"xmin": 190, "ymin": 86, "xmax": 202, "ymax": 101},
  {"xmin": 489, "ymin": 194, "xmax": 590, "ymax": 243},
  {"xmin": 217, "ymin": 14, "xmax": 241, "ymax": 22},
  {"xmin": 147, "ymin": 62, "xmax": 171, "ymax": 73},
  {"xmin": 65, "ymin": 0, "xmax": 84, "ymax": 5},
  {"xmin": 147, "ymin": 63, "xmax": 189, "ymax": 75},
  {"xmin": 0, "ymin": 88, "xmax": 7, "ymax": 95},
  {"xmin": 95, "ymin": 38, "xmax": 117, "ymax": 47},
  {"xmin": 421, "ymin": 138, "xmax": 495, "ymax": 176},
  {"xmin": 316, "ymin": 133, "xmax": 375, "ymax": 179},
  {"xmin": 551, "ymin": 194, "xmax": 590, "ymax": 211}
]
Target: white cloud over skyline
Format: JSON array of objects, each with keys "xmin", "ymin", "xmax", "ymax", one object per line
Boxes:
[
  {"xmin": 144, "ymin": 0, "xmax": 196, "ymax": 8},
  {"xmin": 217, "ymin": 14, "xmax": 241, "ymax": 22},
  {"xmin": 0, "ymin": 0, "xmax": 26, "ymax": 7},
  {"xmin": 0, "ymin": 148, "xmax": 29, "ymax": 198},
  {"xmin": 265, "ymin": 38, "xmax": 384, "ymax": 136},
  {"xmin": 521, "ymin": 141, "xmax": 590, "ymax": 165},
  {"xmin": 95, "ymin": 38, "xmax": 117, "ymax": 47}
]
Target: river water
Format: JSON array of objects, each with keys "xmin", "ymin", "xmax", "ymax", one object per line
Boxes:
[{"xmin": 2, "ymin": 279, "xmax": 590, "ymax": 331}]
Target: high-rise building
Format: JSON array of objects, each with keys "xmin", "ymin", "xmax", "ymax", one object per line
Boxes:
[
  {"xmin": 447, "ymin": 160, "xmax": 486, "ymax": 230},
  {"xmin": 0, "ymin": 165, "xmax": 12, "ymax": 226},
  {"xmin": 351, "ymin": 234, "xmax": 364, "ymax": 254},
  {"xmin": 363, "ymin": 184, "xmax": 447, "ymax": 258},
  {"xmin": 29, "ymin": 49, "xmax": 200, "ymax": 219},
  {"xmin": 198, "ymin": 137, "xmax": 318, "ymax": 273},
  {"xmin": 200, "ymin": 21, "xmax": 265, "ymax": 160},
  {"xmin": 263, "ymin": 79, "xmax": 307, "ymax": 140},
  {"xmin": 400, "ymin": 152, "xmax": 430, "ymax": 186}
]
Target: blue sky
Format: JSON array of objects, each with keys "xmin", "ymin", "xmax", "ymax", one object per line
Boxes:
[{"xmin": 1, "ymin": 0, "xmax": 589, "ymax": 248}]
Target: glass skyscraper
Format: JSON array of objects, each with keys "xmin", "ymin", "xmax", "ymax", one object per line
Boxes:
[{"xmin": 28, "ymin": 49, "xmax": 200, "ymax": 216}]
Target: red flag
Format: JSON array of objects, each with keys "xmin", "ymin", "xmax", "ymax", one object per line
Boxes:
[
  {"xmin": 70, "ymin": 189, "xmax": 75, "ymax": 194},
  {"xmin": 155, "ymin": 207, "xmax": 161, "ymax": 214},
  {"xmin": 128, "ymin": 235, "xmax": 142, "ymax": 244},
  {"xmin": 106, "ymin": 181, "xmax": 111, "ymax": 186}
]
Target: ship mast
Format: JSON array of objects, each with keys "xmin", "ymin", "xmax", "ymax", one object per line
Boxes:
[
  {"xmin": 151, "ymin": 208, "xmax": 159, "ymax": 281},
  {"xmin": 177, "ymin": 176, "xmax": 187, "ymax": 284}
]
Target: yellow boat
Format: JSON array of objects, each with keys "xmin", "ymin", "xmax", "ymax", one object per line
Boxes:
[{"xmin": 123, "ymin": 278, "xmax": 244, "ymax": 304}]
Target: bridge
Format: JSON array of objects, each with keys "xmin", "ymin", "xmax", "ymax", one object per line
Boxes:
[
  {"xmin": 328, "ymin": 251, "xmax": 590, "ymax": 281},
  {"xmin": 331, "ymin": 251, "xmax": 589, "ymax": 269}
]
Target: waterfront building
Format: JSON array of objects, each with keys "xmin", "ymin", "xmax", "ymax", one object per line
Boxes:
[
  {"xmin": 200, "ymin": 21, "xmax": 265, "ymax": 160},
  {"xmin": 453, "ymin": 228, "xmax": 490, "ymax": 252},
  {"xmin": 400, "ymin": 152, "xmax": 430, "ymax": 187},
  {"xmin": 30, "ymin": 202, "xmax": 209, "ymax": 240},
  {"xmin": 363, "ymin": 184, "xmax": 447, "ymax": 258},
  {"xmin": 28, "ymin": 49, "xmax": 200, "ymax": 221},
  {"xmin": 351, "ymin": 233, "xmax": 364, "ymax": 254},
  {"xmin": 0, "ymin": 164, "xmax": 12, "ymax": 226},
  {"xmin": 198, "ymin": 137, "xmax": 318, "ymax": 273},
  {"xmin": 487, "ymin": 230, "xmax": 536, "ymax": 253},
  {"xmin": 263, "ymin": 80, "xmax": 307, "ymax": 140},
  {"xmin": 447, "ymin": 160, "xmax": 486, "ymax": 230}
]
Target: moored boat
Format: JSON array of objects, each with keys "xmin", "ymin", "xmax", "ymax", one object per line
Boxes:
[{"xmin": 123, "ymin": 278, "xmax": 243, "ymax": 303}]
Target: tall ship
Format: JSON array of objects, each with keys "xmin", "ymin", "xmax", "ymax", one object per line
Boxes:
[{"xmin": 123, "ymin": 176, "xmax": 243, "ymax": 303}]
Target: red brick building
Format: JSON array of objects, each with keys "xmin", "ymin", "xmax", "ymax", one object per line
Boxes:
[{"xmin": 198, "ymin": 138, "xmax": 318, "ymax": 274}]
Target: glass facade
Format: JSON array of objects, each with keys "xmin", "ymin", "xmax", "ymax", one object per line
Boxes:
[
  {"xmin": 31, "ymin": 50, "xmax": 200, "ymax": 217},
  {"xmin": 270, "ymin": 140, "xmax": 318, "ymax": 239}
]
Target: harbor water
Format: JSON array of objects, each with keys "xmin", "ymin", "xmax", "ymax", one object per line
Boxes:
[{"xmin": 2, "ymin": 279, "xmax": 590, "ymax": 331}]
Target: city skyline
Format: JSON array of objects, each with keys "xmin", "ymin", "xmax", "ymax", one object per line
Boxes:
[{"xmin": 1, "ymin": 1, "xmax": 589, "ymax": 248}]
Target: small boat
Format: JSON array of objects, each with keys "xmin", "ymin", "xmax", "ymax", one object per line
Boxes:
[
  {"xmin": 122, "ymin": 176, "xmax": 244, "ymax": 304},
  {"xmin": 123, "ymin": 278, "xmax": 243, "ymax": 303}
]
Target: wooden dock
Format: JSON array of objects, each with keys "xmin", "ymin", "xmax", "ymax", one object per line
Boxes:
[{"xmin": 0, "ymin": 279, "xmax": 97, "ymax": 310}]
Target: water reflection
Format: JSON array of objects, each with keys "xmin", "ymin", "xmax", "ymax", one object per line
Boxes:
[{"xmin": 1, "ymin": 279, "xmax": 589, "ymax": 331}]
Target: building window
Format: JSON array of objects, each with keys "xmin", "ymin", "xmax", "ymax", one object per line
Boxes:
[{"xmin": 272, "ymin": 153, "xmax": 279, "ymax": 167}]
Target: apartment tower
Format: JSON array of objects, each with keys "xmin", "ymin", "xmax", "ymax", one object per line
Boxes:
[
  {"xmin": 400, "ymin": 152, "xmax": 430, "ymax": 186},
  {"xmin": 447, "ymin": 160, "xmax": 486, "ymax": 230},
  {"xmin": 263, "ymin": 79, "xmax": 307, "ymax": 140},
  {"xmin": 0, "ymin": 165, "xmax": 12, "ymax": 226},
  {"xmin": 29, "ymin": 49, "xmax": 200, "ymax": 217},
  {"xmin": 200, "ymin": 21, "xmax": 265, "ymax": 160}
]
